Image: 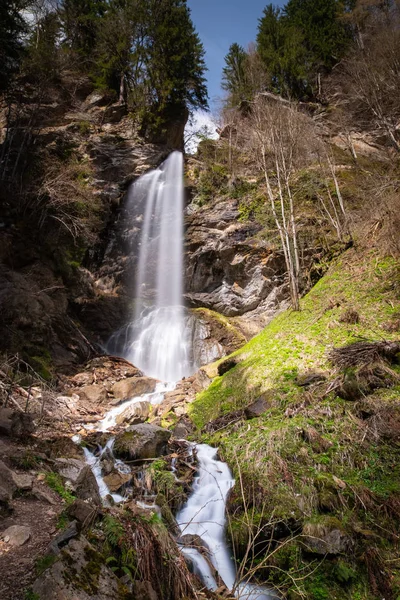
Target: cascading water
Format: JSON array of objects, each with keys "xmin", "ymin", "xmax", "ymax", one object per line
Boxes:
[
  {"xmin": 108, "ymin": 151, "xmax": 194, "ymax": 382},
  {"xmin": 80, "ymin": 151, "xmax": 275, "ymax": 599}
]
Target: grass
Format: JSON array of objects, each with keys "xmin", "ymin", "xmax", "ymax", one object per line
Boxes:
[
  {"xmin": 190, "ymin": 249, "xmax": 400, "ymax": 599},
  {"xmin": 45, "ymin": 472, "xmax": 76, "ymax": 504}
]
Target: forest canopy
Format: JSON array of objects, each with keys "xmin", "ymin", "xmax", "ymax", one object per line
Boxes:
[{"xmin": 0, "ymin": 0, "xmax": 208, "ymax": 131}]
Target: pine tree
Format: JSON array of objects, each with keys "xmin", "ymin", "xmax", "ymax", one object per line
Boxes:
[
  {"xmin": 60, "ymin": 0, "xmax": 106, "ymax": 59},
  {"xmin": 257, "ymin": 4, "xmax": 309, "ymax": 98},
  {"xmin": 222, "ymin": 43, "xmax": 249, "ymax": 106},
  {"xmin": 0, "ymin": 0, "xmax": 28, "ymax": 92},
  {"xmin": 284, "ymin": 0, "xmax": 352, "ymax": 72}
]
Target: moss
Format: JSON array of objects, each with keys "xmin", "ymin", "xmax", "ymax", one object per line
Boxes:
[
  {"xmin": 35, "ymin": 554, "xmax": 58, "ymax": 575},
  {"xmin": 190, "ymin": 250, "xmax": 400, "ymax": 599},
  {"xmin": 45, "ymin": 472, "xmax": 76, "ymax": 504}
]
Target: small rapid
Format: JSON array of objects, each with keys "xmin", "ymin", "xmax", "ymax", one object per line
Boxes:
[{"xmin": 79, "ymin": 151, "xmax": 276, "ymax": 599}]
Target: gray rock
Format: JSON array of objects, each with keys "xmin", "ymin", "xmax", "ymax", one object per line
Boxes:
[
  {"xmin": 75, "ymin": 466, "xmax": 101, "ymax": 506},
  {"xmin": 114, "ymin": 424, "xmax": 171, "ymax": 460},
  {"xmin": 33, "ymin": 536, "xmax": 128, "ymax": 599},
  {"xmin": 55, "ymin": 458, "xmax": 87, "ymax": 485},
  {"xmin": 302, "ymin": 521, "xmax": 352, "ymax": 555},
  {"xmin": 0, "ymin": 460, "xmax": 17, "ymax": 506},
  {"xmin": 55, "ymin": 459, "xmax": 101, "ymax": 505},
  {"xmin": 67, "ymin": 499, "xmax": 99, "ymax": 529},
  {"xmin": 12, "ymin": 472, "xmax": 33, "ymax": 491},
  {"xmin": 11, "ymin": 411, "xmax": 35, "ymax": 437},
  {"xmin": 2, "ymin": 525, "xmax": 31, "ymax": 546}
]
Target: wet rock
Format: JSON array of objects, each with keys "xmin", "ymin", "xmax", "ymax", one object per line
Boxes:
[
  {"xmin": 33, "ymin": 536, "xmax": 127, "ymax": 599},
  {"xmin": 244, "ymin": 395, "xmax": 271, "ymax": 419},
  {"xmin": 2, "ymin": 524, "xmax": 31, "ymax": 546},
  {"xmin": 114, "ymin": 424, "xmax": 171, "ymax": 460},
  {"xmin": 77, "ymin": 384, "xmax": 108, "ymax": 405},
  {"xmin": 103, "ymin": 471, "xmax": 131, "ymax": 492},
  {"xmin": 173, "ymin": 418, "xmax": 193, "ymax": 439},
  {"xmin": 178, "ymin": 533, "xmax": 210, "ymax": 553},
  {"xmin": 115, "ymin": 400, "xmax": 151, "ymax": 425},
  {"xmin": 112, "ymin": 376, "xmax": 157, "ymax": 401}
]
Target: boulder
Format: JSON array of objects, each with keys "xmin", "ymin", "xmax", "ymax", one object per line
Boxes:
[
  {"xmin": 55, "ymin": 459, "xmax": 101, "ymax": 505},
  {"xmin": 103, "ymin": 104, "xmax": 127, "ymax": 124},
  {"xmin": 115, "ymin": 400, "xmax": 151, "ymax": 425},
  {"xmin": 2, "ymin": 525, "xmax": 31, "ymax": 546},
  {"xmin": 55, "ymin": 458, "xmax": 88, "ymax": 485},
  {"xmin": 67, "ymin": 499, "xmax": 99, "ymax": 529},
  {"xmin": 244, "ymin": 396, "xmax": 271, "ymax": 419},
  {"xmin": 103, "ymin": 471, "xmax": 131, "ymax": 493},
  {"xmin": 0, "ymin": 408, "xmax": 13, "ymax": 435},
  {"xmin": 302, "ymin": 519, "xmax": 353, "ymax": 555},
  {"xmin": 0, "ymin": 460, "xmax": 17, "ymax": 507},
  {"xmin": 33, "ymin": 536, "xmax": 127, "ymax": 600},
  {"xmin": 114, "ymin": 424, "xmax": 171, "ymax": 460},
  {"xmin": 112, "ymin": 377, "xmax": 157, "ymax": 401},
  {"xmin": 12, "ymin": 472, "xmax": 33, "ymax": 491},
  {"xmin": 77, "ymin": 385, "xmax": 108, "ymax": 405},
  {"xmin": 75, "ymin": 466, "xmax": 101, "ymax": 506}
]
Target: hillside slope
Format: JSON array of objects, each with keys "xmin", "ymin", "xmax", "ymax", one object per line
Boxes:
[{"xmin": 191, "ymin": 249, "xmax": 400, "ymax": 599}]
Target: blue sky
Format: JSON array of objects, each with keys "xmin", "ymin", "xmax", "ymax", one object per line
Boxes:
[{"xmin": 187, "ymin": 0, "xmax": 285, "ymax": 114}]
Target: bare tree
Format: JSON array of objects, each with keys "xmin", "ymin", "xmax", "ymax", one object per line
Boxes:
[{"xmin": 247, "ymin": 97, "xmax": 317, "ymax": 310}]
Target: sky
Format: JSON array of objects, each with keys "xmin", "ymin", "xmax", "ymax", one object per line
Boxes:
[{"xmin": 187, "ymin": 0, "xmax": 285, "ymax": 115}]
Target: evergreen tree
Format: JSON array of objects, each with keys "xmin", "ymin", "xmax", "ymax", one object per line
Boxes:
[
  {"xmin": 284, "ymin": 0, "xmax": 352, "ymax": 71},
  {"xmin": 0, "ymin": 0, "xmax": 28, "ymax": 92},
  {"xmin": 257, "ymin": 4, "xmax": 309, "ymax": 98},
  {"xmin": 60, "ymin": 0, "xmax": 106, "ymax": 58},
  {"xmin": 222, "ymin": 43, "xmax": 249, "ymax": 106},
  {"xmin": 144, "ymin": 0, "xmax": 208, "ymax": 117}
]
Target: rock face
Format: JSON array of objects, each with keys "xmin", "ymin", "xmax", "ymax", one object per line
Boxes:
[
  {"xmin": 185, "ymin": 197, "xmax": 288, "ymax": 320},
  {"xmin": 33, "ymin": 536, "xmax": 127, "ymax": 600},
  {"xmin": 114, "ymin": 424, "xmax": 171, "ymax": 460}
]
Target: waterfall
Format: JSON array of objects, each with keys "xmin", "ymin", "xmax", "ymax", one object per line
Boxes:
[{"xmin": 110, "ymin": 151, "xmax": 194, "ymax": 382}]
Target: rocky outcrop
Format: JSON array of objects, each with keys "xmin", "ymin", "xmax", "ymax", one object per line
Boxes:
[
  {"xmin": 32, "ymin": 536, "xmax": 128, "ymax": 600},
  {"xmin": 185, "ymin": 197, "xmax": 287, "ymax": 316},
  {"xmin": 114, "ymin": 424, "xmax": 171, "ymax": 460}
]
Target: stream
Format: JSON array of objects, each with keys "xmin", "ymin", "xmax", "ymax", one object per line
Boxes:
[{"xmin": 80, "ymin": 151, "xmax": 276, "ymax": 598}]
